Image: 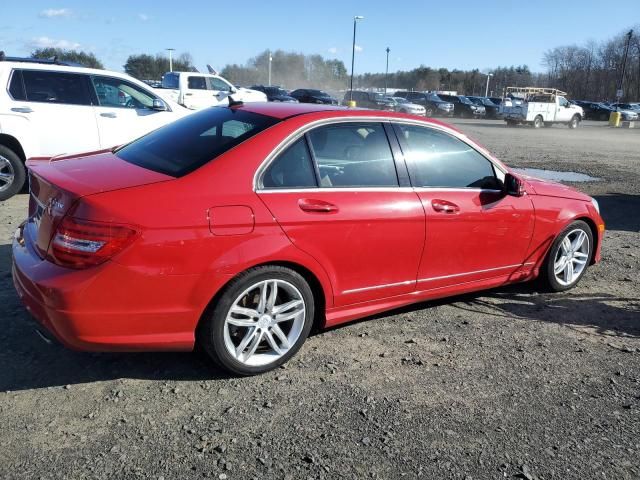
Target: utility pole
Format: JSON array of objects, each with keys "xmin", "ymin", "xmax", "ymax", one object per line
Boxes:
[
  {"xmin": 617, "ymin": 30, "xmax": 633, "ymax": 102},
  {"xmin": 349, "ymin": 16, "xmax": 364, "ymax": 103},
  {"xmin": 384, "ymin": 47, "xmax": 390, "ymax": 95},
  {"xmin": 485, "ymin": 73, "xmax": 493, "ymax": 97},
  {"xmin": 166, "ymin": 48, "xmax": 175, "ymax": 72}
]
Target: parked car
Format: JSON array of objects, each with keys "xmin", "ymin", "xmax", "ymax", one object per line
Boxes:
[
  {"xmin": 289, "ymin": 89, "xmax": 338, "ymax": 105},
  {"xmin": 467, "ymin": 96, "xmax": 501, "ymax": 119},
  {"xmin": 438, "ymin": 94, "xmax": 486, "ymax": 118},
  {"xmin": 13, "ymin": 103, "xmax": 604, "ymax": 375},
  {"xmin": 394, "ymin": 91, "xmax": 454, "ymax": 116},
  {"xmin": 502, "ymin": 89, "xmax": 584, "ymax": 128},
  {"xmin": 0, "ymin": 55, "xmax": 191, "ymax": 200},
  {"xmin": 342, "ymin": 90, "xmax": 395, "ymax": 110},
  {"xmin": 250, "ymin": 85, "xmax": 298, "ymax": 103},
  {"xmin": 609, "ymin": 103, "xmax": 640, "ymax": 120},
  {"xmin": 610, "ymin": 102, "xmax": 640, "ymax": 112},
  {"xmin": 157, "ymin": 71, "xmax": 266, "ymax": 110},
  {"xmin": 575, "ymin": 101, "xmax": 615, "ymax": 121},
  {"xmin": 388, "ymin": 96, "xmax": 426, "ymax": 116}
]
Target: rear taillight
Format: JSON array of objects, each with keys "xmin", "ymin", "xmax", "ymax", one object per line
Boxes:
[{"xmin": 48, "ymin": 216, "xmax": 139, "ymax": 269}]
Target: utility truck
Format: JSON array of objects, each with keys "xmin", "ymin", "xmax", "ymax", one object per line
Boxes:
[
  {"xmin": 501, "ymin": 87, "xmax": 583, "ymax": 128},
  {"xmin": 156, "ymin": 71, "xmax": 266, "ymax": 110}
]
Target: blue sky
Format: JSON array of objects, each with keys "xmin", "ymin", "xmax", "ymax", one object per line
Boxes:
[{"xmin": 1, "ymin": 1, "xmax": 637, "ymax": 75}]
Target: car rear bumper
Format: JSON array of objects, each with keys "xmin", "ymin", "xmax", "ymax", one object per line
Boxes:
[{"xmin": 12, "ymin": 225, "xmax": 204, "ymax": 352}]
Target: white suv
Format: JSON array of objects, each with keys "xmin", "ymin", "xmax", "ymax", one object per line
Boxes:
[{"xmin": 0, "ymin": 55, "xmax": 190, "ymax": 200}]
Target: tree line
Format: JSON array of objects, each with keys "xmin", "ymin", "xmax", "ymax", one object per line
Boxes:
[{"xmin": 27, "ymin": 24, "xmax": 639, "ymax": 101}]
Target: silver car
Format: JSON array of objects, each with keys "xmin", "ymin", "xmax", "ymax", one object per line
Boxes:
[{"xmin": 388, "ymin": 96, "xmax": 426, "ymax": 116}]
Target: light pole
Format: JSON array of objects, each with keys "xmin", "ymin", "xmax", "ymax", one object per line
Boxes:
[
  {"xmin": 268, "ymin": 50, "xmax": 272, "ymax": 86},
  {"xmin": 617, "ymin": 30, "xmax": 633, "ymax": 102},
  {"xmin": 484, "ymin": 73, "xmax": 493, "ymax": 97},
  {"xmin": 166, "ymin": 48, "xmax": 175, "ymax": 72},
  {"xmin": 349, "ymin": 15, "xmax": 364, "ymax": 103},
  {"xmin": 384, "ymin": 47, "xmax": 390, "ymax": 95}
]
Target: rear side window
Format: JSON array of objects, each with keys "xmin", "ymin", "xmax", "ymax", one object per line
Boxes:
[
  {"xmin": 397, "ymin": 124, "xmax": 500, "ymax": 189},
  {"xmin": 8, "ymin": 70, "xmax": 26, "ymax": 100},
  {"xmin": 307, "ymin": 123, "xmax": 398, "ymax": 187},
  {"xmin": 262, "ymin": 138, "xmax": 317, "ymax": 189},
  {"xmin": 21, "ymin": 70, "xmax": 92, "ymax": 105},
  {"xmin": 115, "ymin": 108, "xmax": 279, "ymax": 177}
]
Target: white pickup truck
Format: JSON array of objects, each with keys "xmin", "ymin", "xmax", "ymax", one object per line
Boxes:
[
  {"xmin": 501, "ymin": 88, "xmax": 584, "ymax": 128},
  {"xmin": 156, "ymin": 71, "xmax": 266, "ymax": 110}
]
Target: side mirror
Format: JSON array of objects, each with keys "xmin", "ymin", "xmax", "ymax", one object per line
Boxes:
[
  {"xmin": 151, "ymin": 99, "xmax": 167, "ymax": 111},
  {"xmin": 229, "ymin": 86, "xmax": 238, "ymax": 94},
  {"xmin": 504, "ymin": 173, "xmax": 525, "ymax": 197}
]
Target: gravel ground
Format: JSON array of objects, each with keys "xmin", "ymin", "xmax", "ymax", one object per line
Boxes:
[{"xmin": 0, "ymin": 119, "xmax": 638, "ymax": 480}]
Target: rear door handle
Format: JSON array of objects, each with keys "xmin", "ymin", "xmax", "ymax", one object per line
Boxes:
[
  {"xmin": 11, "ymin": 107, "xmax": 33, "ymax": 113},
  {"xmin": 298, "ymin": 199, "xmax": 339, "ymax": 213},
  {"xmin": 431, "ymin": 199, "xmax": 460, "ymax": 214},
  {"xmin": 100, "ymin": 112, "xmax": 117, "ymax": 118}
]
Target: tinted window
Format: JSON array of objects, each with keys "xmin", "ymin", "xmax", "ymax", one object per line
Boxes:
[
  {"xmin": 22, "ymin": 70, "xmax": 91, "ymax": 105},
  {"xmin": 188, "ymin": 76, "xmax": 207, "ymax": 90},
  {"xmin": 397, "ymin": 124, "xmax": 500, "ymax": 189},
  {"xmin": 116, "ymin": 108, "xmax": 279, "ymax": 177},
  {"xmin": 262, "ymin": 138, "xmax": 317, "ymax": 189},
  {"xmin": 92, "ymin": 76, "xmax": 156, "ymax": 109},
  {"xmin": 8, "ymin": 70, "xmax": 26, "ymax": 100},
  {"xmin": 307, "ymin": 123, "xmax": 398, "ymax": 187}
]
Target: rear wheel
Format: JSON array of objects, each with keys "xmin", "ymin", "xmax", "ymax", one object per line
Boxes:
[
  {"xmin": 533, "ymin": 115, "xmax": 544, "ymax": 128},
  {"xmin": 539, "ymin": 220, "xmax": 593, "ymax": 292},
  {"xmin": 425, "ymin": 106, "xmax": 435, "ymax": 117},
  {"xmin": 0, "ymin": 145, "xmax": 25, "ymax": 201},
  {"xmin": 568, "ymin": 115, "xmax": 581, "ymax": 129},
  {"xmin": 198, "ymin": 266, "xmax": 315, "ymax": 375}
]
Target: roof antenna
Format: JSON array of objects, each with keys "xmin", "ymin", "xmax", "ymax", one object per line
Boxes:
[{"xmin": 227, "ymin": 95, "xmax": 243, "ymax": 107}]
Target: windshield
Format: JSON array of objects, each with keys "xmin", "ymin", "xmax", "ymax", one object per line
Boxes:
[
  {"xmin": 308, "ymin": 89, "xmax": 329, "ymax": 97},
  {"xmin": 458, "ymin": 96, "xmax": 472, "ymax": 105},
  {"xmin": 393, "ymin": 97, "xmax": 408, "ymax": 104},
  {"xmin": 116, "ymin": 108, "xmax": 279, "ymax": 177},
  {"xmin": 482, "ymin": 98, "xmax": 496, "ymax": 106},
  {"xmin": 427, "ymin": 93, "xmax": 443, "ymax": 102},
  {"xmin": 265, "ymin": 87, "xmax": 288, "ymax": 96},
  {"xmin": 372, "ymin": 92, "xmax": 385, "ymax": 100}
]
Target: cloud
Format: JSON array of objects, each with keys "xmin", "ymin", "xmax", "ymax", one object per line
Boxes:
[
  {"xmin": 28, "ymin": 36, "xmax": 81, "ymax": 50},
  {"xmin": 355, "ymin": 45, "xmax": 363, "ymax": 52},
  {"xmin": 137, "ymin": 13, "xmax": 149, "ymax": 21},
  {"xmin": 39, "ymin": 8, "xmax": 72, "ymax": 18},
  {"xmin": 328, "ymin": 47, "xmax": 338, "ymax": 54}
]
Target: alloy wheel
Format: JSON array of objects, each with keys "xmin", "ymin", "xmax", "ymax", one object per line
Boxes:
[
  {"xmin": 553, "ymin": 229, "xmax": 590, "ymax": 286},
  {"xmin": 0, "ymin": 155, "xmax": 15, "ymax": 193},
  {"xmin": 223, "ymin": 279, "xmax": 306, "ymax": 367}
]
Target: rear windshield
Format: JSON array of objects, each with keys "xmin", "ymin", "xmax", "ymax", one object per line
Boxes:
[{"xmin": 115, "ymin": 108, "xmax": 279, "ymax": 177}]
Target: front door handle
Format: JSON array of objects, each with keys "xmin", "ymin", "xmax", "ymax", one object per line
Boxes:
[
  {"xmin": 431, "ymin": 199, "xmax": 460, "ymax": 214},
  {"xmin": 298, "ymin": 198, "xmax": 339, "ymax": 213},
  {"xmin": 11, "ymin": 107, "xmax": 33, "ymax": 113},
  {"xmin": 100, "ymin": 112, "xmax": 117, "ymax": 118}
]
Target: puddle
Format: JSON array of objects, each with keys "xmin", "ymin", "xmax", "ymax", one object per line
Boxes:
[{"xmin": 513, "ymin": 168, "xmax": 601, "ymax": 182}]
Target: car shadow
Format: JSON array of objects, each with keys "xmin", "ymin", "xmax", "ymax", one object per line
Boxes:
[{"xmin": 594, "ymin": 193, "xmax": 640, "ymax": 232}]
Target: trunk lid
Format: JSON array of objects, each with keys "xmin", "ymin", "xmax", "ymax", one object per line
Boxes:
[{"xmin": 25, "ymin": 151, "xmax": 173, "ymax": 258}]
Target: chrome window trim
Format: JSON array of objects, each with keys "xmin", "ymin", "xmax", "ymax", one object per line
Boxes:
[
  {"xmin": 256, "ymin": 186, "xmax": 505, "ymax": 194},
  {"xmin": 253, "ymin": 116, "xmax": 500, "ymax": 192}
]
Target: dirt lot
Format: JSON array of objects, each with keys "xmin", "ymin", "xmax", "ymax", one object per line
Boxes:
[{"xmin": 0, "ymin": 119, "xmax": 638, "ymax": 480}]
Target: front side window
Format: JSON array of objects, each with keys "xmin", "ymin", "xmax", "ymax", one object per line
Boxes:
[
  {"xmin": 92, "ymin": 76, "xmax": 156, "ymax": 109},
  {"xmin": 208, "ymin": 77, "xmax": 232, "ymax": 92},
  {"xmin": 21, "ymin": 70, "xmax": 91, "ymax": 105},
  {"xmin": 307, "ymin": 123, "xmax": 398, "ymax": 187},
  {"xmin": 262, "ymin": 138, "xmax": 317, "ymax": 189},
  {"xmin": 116, "ymin": 108, "xmax": 279, "ymax": 177},
  {"xmin": 8, "ymin": 70, "xmax": 26, "ymax": 100},
  {"xmin": 187, "ymin": 76, "xmax": 208, "ymax": 90},
  {"xmin": 558, "ymin": 96, "xmax": 569, "ymax": 107},
  {"xmin": 397, "ymin": 124, "xmax": 500, "ymax": 190}
]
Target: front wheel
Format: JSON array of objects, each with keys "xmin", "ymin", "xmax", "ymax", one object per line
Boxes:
[
  {"xmin": 425, "ymin": 107, "xmax": 435, "ymax": 117},
  {"xmin": 533, "ymin": 115, "xmax": 544, "ymax": 128},
  {"xmin": 539, "ymin": 221, "xmax": 593, "ymax": 292},
  {"xmin": 198, "ymin": 266, "xmax": 315, "ymax": 375},
  {"xmin": 0, "ymin": 145, "xmax": 26, "ymax": 201},
  {"xmin": 568, "ymin": 115, "xmax": 581, "ymax": 129}
]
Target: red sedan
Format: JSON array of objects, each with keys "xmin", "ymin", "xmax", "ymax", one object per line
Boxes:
[{"xmin": 12, "ymin": 103, "xmax": 605, "ymax": 375}]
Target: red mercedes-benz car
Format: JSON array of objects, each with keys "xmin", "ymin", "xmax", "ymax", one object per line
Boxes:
[{"xmin": 12, "ymin": 103, "xmax": 604, "ymax": 375}]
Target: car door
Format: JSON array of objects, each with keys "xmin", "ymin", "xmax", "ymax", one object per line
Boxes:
[
  {"xmin": 257, "ymin": 121, "xmax": 425, "ymax": 307},
  {"xmin": 208, "ymin": 77, "xmax": 234, "ymax": 105},
  {"xmin": 10, "ymin": 69, "xmax": 100, "ymax": 156},
  {"xmin": 90, "ymin": 75, "xmax": 174, "ymax": 149},
  {"xmin": 393, "ymin": 123, "xmax": 535, "ymax": 290},
  {"xmin": 556, "ymin": 96, "xmax": 573, "ymax": 122},
  {"xmin": 181, "ymin": 75, "xmax": 215, "ymax": 109}
]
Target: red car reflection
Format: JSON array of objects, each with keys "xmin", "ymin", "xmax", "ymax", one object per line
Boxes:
[{"xmin": 12, "ymin": 103, "xmax": 605, "ymax": 375}]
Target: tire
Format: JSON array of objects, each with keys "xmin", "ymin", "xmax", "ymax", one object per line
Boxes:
[
  {"xmin": 0, "ymin": 145, "xmax": 26, "ymax": 201},
  {"xmin": 425, "ymin": 107, "xmax": 435, "ymax": 117},
  {"xmin": 539, "ymin": 220, "xmax": 593, "ymax": 292},
  {"xmin": 533, "ymin": 115, "xmax": 544, "ymax": 128},
  {"xmin": 198, "ymin": 265, "xmax": 315, "ymax": 375},
  {"xmin": 568, "ymin": 115, "xmax": 581, "ymax": 129}
]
